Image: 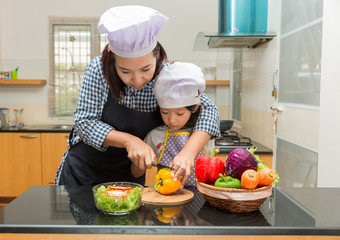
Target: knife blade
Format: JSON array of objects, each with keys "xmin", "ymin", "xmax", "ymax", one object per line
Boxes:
[{"xmin": 152, "ymin": 162, "xmax": 175, "ymax": 171}]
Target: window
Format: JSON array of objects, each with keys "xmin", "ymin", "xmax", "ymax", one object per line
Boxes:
[{"xmin": 48, "ymin": 18, "xmax": 108, "ymax": 117}]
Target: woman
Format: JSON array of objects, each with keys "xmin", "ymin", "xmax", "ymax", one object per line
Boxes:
[{"xmin": 55, "ymin": 5, "xmax": 220, "ymax": 187}]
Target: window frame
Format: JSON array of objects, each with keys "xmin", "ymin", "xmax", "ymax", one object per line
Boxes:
[{"xmin": 48, "ymin": 17, "xmax": 101, "ymax": 118}]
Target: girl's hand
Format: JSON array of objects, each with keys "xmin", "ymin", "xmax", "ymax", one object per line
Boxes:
[
  {"xmin": 170, "ymin": 131, "xmax": 212, "ymax": 188},
  {"xmin": 170, "ymin": 151, "xmax": 195, "ymax": 188}
]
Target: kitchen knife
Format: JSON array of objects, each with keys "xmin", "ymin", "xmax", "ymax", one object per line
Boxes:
[{"xmin": 152, "ymin": 162, "xmax": 175, "ymax": 171}]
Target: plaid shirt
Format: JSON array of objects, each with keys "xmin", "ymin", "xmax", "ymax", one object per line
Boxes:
[{"xmin": 70, "ymin": 56, "xmax": 221, "ymax": 151}]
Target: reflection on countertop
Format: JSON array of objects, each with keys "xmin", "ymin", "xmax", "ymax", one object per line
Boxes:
[{"xmin": 1, "ymin": 185, "xmax": 340, "ymax": 235}]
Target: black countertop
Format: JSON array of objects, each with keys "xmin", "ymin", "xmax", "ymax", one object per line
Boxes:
[
  {"xmin": 217, "ymin": 139, "xmax": 273, "ymax": 154},
  {"xmin": 1, "ymin": 185, "xmax": 339, "ymax": 236},
  {"xmin": 216, "ymin": 134, "xmax": 273, "ymax": 154},
  {"xmin": 0, "ymin": 124, "xmax": 72, "ymax": 133}
]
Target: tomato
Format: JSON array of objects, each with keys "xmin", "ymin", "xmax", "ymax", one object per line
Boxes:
[{"xmin": 104, "ymin": 186, "xmax": 134, "ymax": 198}]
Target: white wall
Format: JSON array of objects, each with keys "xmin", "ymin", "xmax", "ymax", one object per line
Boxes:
[
  {"xmin": 0, "ymin": 0, "xmax": 227, "ymax": 123},
  {"xmin": 0, "ymin": 0, "xmax": 219, "ymax": 61}
]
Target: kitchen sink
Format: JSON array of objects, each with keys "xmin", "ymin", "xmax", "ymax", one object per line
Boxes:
[{"xmin": 51, "ymin": 125, "xmax": 73, "ymax": 130}]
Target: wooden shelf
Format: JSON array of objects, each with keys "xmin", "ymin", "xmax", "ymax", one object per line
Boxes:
[
  {"xmin": 0, "ymin": 79, "xmax": 46, "ymax": 85},
  {"xmin": 206, "ymin": 80, "xmax": 230, "ymax": 86}
]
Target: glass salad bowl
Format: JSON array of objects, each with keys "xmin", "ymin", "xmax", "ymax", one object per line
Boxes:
[{"xmin": 92, "ymin": 182, "xmax": 144, "ymax": 215}]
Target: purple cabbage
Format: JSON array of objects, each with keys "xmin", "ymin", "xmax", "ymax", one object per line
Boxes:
[{"xmin": 225, "ymin": 148, "xmax": 258, "ymax": 180}]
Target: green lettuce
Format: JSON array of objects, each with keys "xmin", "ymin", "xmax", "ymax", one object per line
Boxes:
[
  {"xmin": 247, "ymin": 146, "xmax": 280, "ymax": 184},
  {"xmin": 94, "ymin": 185, "xmax": 142, "ymax": 213}
]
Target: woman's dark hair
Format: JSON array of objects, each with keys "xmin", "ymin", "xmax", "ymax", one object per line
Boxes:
[
  {"xmin": 101, "ymin": 42, "xmax": 168, "ymax": 100},
  {"xmin": 182, "ymin": 104, "xmax": 201, "ymax": 129}
]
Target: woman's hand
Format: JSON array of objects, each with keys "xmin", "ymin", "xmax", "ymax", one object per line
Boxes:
[
  {"xmin": 131, "ymin": 162, "xmax": 145, "ymax": 178},
  {"xmin": 103, "ymin": 129, "xmax": 156, "ymax": 171},
  {"xmin": 170, "ymin": 131, "xmax": 211, "ymax": 188},
  {"xmin": 125, "ymin": 137, "xmax": 156, "ymax": 171}
]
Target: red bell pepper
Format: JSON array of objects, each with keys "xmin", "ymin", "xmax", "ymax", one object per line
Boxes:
[{"xmin": 195, "ymin": 147, "xmax": 225, "ymax": 184}]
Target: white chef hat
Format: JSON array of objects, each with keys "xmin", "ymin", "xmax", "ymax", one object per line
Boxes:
[
  {"xmin": 154, "ymin": 62, "xmax": 206, "ymax": 108},
  {"xmin": 98, "ymin": 5, "xmax": 169, "ymax": 58}
]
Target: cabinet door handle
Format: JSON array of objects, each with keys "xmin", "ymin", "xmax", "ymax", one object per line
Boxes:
[{"xmin": 20, "ymin": 135, "xmax": 38, "ymax": 138}]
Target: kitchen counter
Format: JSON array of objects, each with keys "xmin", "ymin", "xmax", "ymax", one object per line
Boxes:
[
  {"xmin": 0, "ymin": 185, "xmax": 339, "ymax": 236},
  {"xmin": 217, "ymin": 139, "xmax": 273, "ymax": 154},
  {"xmin": 216, "ymin": 130, "xmax": 273, "ymax": 155},
  {"xmin": 249, "ymin": 139, "xmax": 272, "ymax": 154},
  {"xmin": 0, "ymin": 124, "xmax": 72, "ymax": 133},
  {"xmin": 1, "ymin": 125, "xmax": 272, "ymax": 155}
]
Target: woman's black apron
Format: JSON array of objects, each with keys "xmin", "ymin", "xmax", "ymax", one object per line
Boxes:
[{"xmin": 58, "ymin": 92, "xmax": 162, "ymax": 186}]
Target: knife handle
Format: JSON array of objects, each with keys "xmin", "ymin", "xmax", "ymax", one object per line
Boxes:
[{"xmin": 152, "ymin": 162, "xmax": 157, "ymax": 168}]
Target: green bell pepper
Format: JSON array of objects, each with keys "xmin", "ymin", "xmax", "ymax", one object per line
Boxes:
[{"xmin": 214, "ymin": 173, "xmax": 241, "ymax": 189}]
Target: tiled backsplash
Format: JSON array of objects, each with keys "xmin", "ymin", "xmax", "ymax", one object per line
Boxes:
[
  {"xmin": 232, "ymin": 108, "xmax": 274, "ymax": 150},
  {"xmin": 231, "ymin": 39, "xmax": 277, "ymax": 150},
  {"xmin": 0, "ymin": 102, "xmax": 230, "ymax": 129},
  {"xmin": 0, "ymin": 103, "xmax": 72, "ymax": 126}
]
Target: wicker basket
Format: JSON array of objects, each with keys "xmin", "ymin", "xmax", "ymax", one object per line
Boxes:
[{"xmin": 196, "ymin": 180, "xmax": 273, "ymax": 213}]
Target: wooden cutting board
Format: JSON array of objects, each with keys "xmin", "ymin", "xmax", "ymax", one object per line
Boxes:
[{"xmin": 141, "ymin": 187, "xmax": 194, "ymax": 205}]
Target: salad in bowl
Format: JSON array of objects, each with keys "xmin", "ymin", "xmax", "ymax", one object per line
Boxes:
[{"xmin": 92, "ymin": 182, "xmax": 143, "ymax": 215}]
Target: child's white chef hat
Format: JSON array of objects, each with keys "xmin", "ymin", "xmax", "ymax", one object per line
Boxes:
[
  {"xmin": 154, "ymin": 62, "xmax": 206, "ymax": 108},
  {"xmin": 98, "ymin": 5, "xmax": 168, "ymax": 58}
]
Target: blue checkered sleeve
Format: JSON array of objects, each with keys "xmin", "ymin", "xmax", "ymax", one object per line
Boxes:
[
  {"xmin": 194, "ymin": 93, "xmax": 221, "ymax": 138},
  {"xmin": 72, "ymin": 56, "xmax": 112, "ymax": 151}
]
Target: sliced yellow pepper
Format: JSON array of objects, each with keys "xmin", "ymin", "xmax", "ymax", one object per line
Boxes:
[{"xmin": 154, "ymin": 168, "xmax": 181, "ymax": 195}]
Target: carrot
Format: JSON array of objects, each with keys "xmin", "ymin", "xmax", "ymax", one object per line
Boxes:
[
  {"xmin": 241, "ymin": 169, "xmax": 259, "ymax": 190},
  {"xmin": 257, "ymin": 168, "xmax": 276, "ymax": 186}
]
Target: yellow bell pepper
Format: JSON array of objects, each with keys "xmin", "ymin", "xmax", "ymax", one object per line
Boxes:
[{"xmin": 154, "ymin": 168, "xmax": 181, "ymax": 195}]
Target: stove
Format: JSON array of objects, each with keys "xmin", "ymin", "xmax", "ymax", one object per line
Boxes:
[{"xmin": 215, "ymin": 130, "xmax": 254, "ymax": 152}]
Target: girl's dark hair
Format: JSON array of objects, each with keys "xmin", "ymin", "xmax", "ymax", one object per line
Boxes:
[
  {"xmin": 101, "ymin": 42, "xmax": 168, "ymax": 100},
  {"xmin": 182, "ymin": 104, "xmax": 201, "ymax": 129}
]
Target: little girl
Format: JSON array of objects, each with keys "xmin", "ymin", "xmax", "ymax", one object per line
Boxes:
[{"xmin": 131, "ymin": 62, "xmax": 215, "ymax": 187}]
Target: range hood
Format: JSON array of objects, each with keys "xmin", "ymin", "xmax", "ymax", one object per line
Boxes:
[{"xmin": 194, "ymin": 0, "xmax": 276, "ymax": 50}]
